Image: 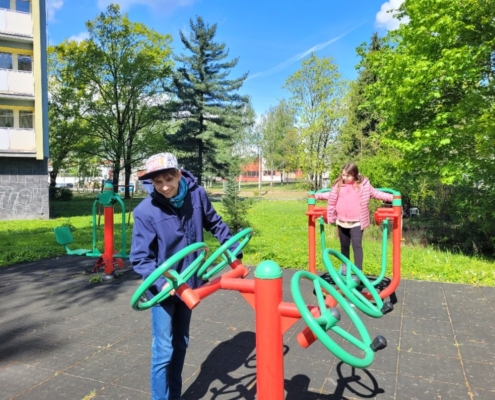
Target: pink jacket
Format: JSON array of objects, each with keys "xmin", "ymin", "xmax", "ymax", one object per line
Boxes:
[{"xmin": 315, "ymin": 178, "xmax": 393, "ymax": 229}]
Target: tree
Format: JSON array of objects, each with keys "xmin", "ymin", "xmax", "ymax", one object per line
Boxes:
[
  {"xmin": 47, "ymin": 45, "xmax": 90, "ymax": 187},
  {"xmin": 366, "ymin": 0, "xmax": 495, "ymax": 184},
  {"xmin": 365, "ymin": 0, "xmax": 495, "ymax": 254},
  {"xmin": 259, "ymin": 100, "xmax": 297, "ymax": 185},
  {"xmin": 222, "ymin": 170, "xmax": 252, "ymax": 232},
  {"xmin": 52, "ymin": 5, "xmax": 174, "ymax": 197},
  {"xmin": 338, "ymin": 33, "xmax": 384, "ymax": 163},
  {"xmin": 166, "ymin": 16, "xmax": 249, "ymax": 185},
  {"xmin": 284, "ymin": 53, "xmax": 347, "ymax": 190}
]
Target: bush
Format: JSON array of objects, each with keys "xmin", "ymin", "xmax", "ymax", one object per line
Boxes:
[
  {"xmin": 49, "ymin": 186, "xmax": 74, "ymax": 201},
  {"xmin": 222, "ymin": 173, "xmax": 252, "ymax": 232}
]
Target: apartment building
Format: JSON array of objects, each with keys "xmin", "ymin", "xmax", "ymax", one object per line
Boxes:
[{"xmin": 0, "ymin": 0, "xmax": 49, "ymax": 220}]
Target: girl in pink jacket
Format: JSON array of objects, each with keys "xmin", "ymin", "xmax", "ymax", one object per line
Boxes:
[{"xmin": 316, "ymin": 162, "xmax": 393, "ymax": 272}]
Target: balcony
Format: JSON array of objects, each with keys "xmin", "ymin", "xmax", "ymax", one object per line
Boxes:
[
  {"xmin": 0, "ymin": 127, "xmax": 35, "ymax": 152},
  {"xmin": 0, "ymin": 9, "xmax": 32, "ymax": 37},
  {"xmin": 0, "ymin": 69, "xmax": 34, "ymax": 96}
]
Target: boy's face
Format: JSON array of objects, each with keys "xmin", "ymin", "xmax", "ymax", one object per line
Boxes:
[{"xmin": 151, "ymin": 170, "xmax": 182, "ymax": 198}]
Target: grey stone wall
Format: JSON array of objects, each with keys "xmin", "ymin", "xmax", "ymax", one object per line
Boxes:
[{"xmin": 0, "ymin": 157, "xmax": 49, "ymax": 220}]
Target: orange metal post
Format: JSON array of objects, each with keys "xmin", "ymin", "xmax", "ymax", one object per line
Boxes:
[
  {"xmin": 307, "ymin": 193, "xmax": 317, "ymax": 274},
  {"xmin": 254, "ymin": 263, "xmax": 284, "ymax": 400}
]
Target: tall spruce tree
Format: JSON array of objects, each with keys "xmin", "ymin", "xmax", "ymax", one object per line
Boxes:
[
  {"xmin": 341, "ymin": 33, "xmax": 383, "ymax": 160},
  {"xmin": 167, "ymin": 17, "xmax": 249, "ymax": 185}
]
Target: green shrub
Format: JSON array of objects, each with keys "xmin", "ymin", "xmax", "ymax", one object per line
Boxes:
[{"xmin": 49, "ymin": 187, "xmax": 74, "ymax": 201}]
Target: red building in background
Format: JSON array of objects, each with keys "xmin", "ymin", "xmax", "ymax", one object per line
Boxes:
[{"xmin": 238, "ymin": 158, "xmax": 303, "ymax": 183}]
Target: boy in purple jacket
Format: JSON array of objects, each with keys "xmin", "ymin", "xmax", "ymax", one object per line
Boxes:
[
  {"xmin": 316, "ymin": 162, "xmax": 393, "ymax": 272},
  {"xmin": 131, "ymin": 152, "xmax": 238, "ymax": 400}
]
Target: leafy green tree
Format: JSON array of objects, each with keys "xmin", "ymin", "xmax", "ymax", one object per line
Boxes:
[
  {"xmin": 284, "ymin": 53, "xmax": 347, "ymax": 190},
  {"xmin": 167, "ymin": 16, "xmax": 249, "ymax": 185},
  {"xmin": 259, "ymin": 100, "xmax": 297, "ymax": 185},
  {"xmin": 367, "ymin": 0, "xmax": 495, "ymax": 184},
  {"xmin": 365, "ymin": 0, "xmax": 495, "ymax": 254},
  {"xmin": 47, "ymin": 45, "xmax": 90, "ymax": 187},
  {"xmin": 52, "ymin": 5, "xmax": 174, "ymax": 198}
]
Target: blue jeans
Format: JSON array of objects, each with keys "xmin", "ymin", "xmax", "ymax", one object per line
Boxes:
[{"xmin": 150, "ymin": 298, "xmax": 192, "ymax": 400}]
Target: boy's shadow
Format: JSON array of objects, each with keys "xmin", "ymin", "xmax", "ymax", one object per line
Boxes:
[
  {"xmin": 183, "ymin": 331, "xmax": 384, "ymax": 399},
  {"xmin": 183, "ymin": 331, "xmax": 258, "ymax": 400}
]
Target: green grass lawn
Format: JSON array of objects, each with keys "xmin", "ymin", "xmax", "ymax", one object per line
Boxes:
[{"xmin": 1, "ymin": 193, "xmax": 493, "ymax": 286}]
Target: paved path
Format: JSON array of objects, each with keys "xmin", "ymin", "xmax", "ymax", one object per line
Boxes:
[{"xmin": 1, "ymin": 256, "xmax": 494, "ymax": 399}]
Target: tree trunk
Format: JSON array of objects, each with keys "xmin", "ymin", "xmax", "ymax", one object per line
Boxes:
[
  {"xmin": 49, "ymin": 170, "xmax": 58, "ymax": 187},
  {"xmin": 198, "ymin": 138, "xmax": 203, "ymax": 186},
  {"xmin": 124, "ymin": 163, "xmax": 132, "ymax": 199}
]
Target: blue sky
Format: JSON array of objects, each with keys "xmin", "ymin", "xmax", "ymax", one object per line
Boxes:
[{"xmin": 46, "ymin": 0, "xmax": 404, "ymax": 116}]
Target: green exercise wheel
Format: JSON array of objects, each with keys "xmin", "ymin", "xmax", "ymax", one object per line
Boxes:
[
  {"xmin": 197, "ymin": 228, "xmax": 252, "ymax": 280},
  {"xmin": 322, "ymin": 249, "xmax": 385, "ymax": 318},
  {"xmin": 291, "ymin": 270, "xmax": 375, "ymax": 368},
  {"xmin": 130, "ymin": 242, "xmax": 208, "ymax": 311}
]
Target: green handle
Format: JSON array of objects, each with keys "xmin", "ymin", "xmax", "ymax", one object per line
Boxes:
[
  {"xmin": 375, "ymin": 188, "xmax": 401, "ymax": 196},
  {"xmin": 291, "ymin": 270, "xmax": 374, "ymax": 368},
  {"xmin": 130, "ymin": 242, "xmax": 208, "ymax": 311},
  {"xmin": 197, "ymin": 228, "xmax": 252, "ymax": 280},
  {"xmin": 322, "ymin": 249, "xmax": 384, "ymax": 318}
]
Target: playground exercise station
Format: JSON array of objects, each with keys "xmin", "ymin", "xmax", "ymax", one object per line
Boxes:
[
  {"xmin": 130, "ymin": 189, "xmax": 402, "ymax": 399},
  {"xmin": 307, "ymin": 188, "xmax": 402, "ymax": 299},
  {"xmin": 54, "ymin": 180, "xmax": 129, "ymax": 278}
]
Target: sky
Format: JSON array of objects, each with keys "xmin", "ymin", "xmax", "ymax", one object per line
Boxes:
[{"xmin": 46, "ymin": 0, "xmax": 405, "ymax": 117}]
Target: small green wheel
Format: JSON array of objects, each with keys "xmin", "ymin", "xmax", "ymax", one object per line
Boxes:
[
  {"xmin": 291, "ymin": 270, "xmax": 375, "ymax": 368},
  {"xmin": 130, "ymin": 242, "xmax": 208, "ymax": 311},
  {"xmin": 197, "ymin": 228, "xmax": 252, "ymax": 280},
  {"xmin": 322, "ymin": 249, "xmax": 385, "ymax": 318}
]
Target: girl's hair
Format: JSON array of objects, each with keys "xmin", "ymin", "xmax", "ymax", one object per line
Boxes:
[{"xmin": 333, "ymin": 162, "xmax": 364, "ymax": 191}]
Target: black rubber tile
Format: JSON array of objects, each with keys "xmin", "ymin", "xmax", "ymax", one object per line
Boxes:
[
  {"xmin": 395, "ymin": 375, "xmax": 471, "ymax": 400},
  {"xmin": 398, "ymin": 351, "xmax": 464, "ymax": 384},
  {"xmin": 12, "ymin": 372, "xmax": 105, "ymax": 400},
  {"xmin": 401, "ymin": 316, "xmax": 454, "ymax": 337},
  {"xmin": 457, "ymin": 337, "xmax": 495, "ymax": 364},
  {"xmin": 0, "ymin": 363, "xmax": 55, "ymax": 399},
  {"xmin": 462, "ymin": 360, "xmax": 495, "ymax": 390},
  {"xmin": 63, "ymin": 348, "xmax": 147, "ymax": 383},
  {"xmin": 399, "ymin": 332, "xmax": 460, "ymax": 358},
  {"xmin": 92, "ymin": 383, "xmax": 150, "ymax": 399},
  {"xmin": 322, "ymin": 366, "xmax": 395, "ymax": 399},
  {"xmin": 16, "ymin": 340, "xmax": 101, "ymax": 372}
]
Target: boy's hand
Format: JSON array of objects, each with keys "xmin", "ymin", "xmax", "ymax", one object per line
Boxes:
[{"xmin": 162, "ymin": 282, "xmax": 176, "ymax": 296}]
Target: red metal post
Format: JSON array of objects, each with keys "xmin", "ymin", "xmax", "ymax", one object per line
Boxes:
[
  {"xmin": 379, "ymin": 197, "xmax": 402, "ymax": 298},
  {"xmin": 307, "ymin": 193, "xmax": 317, "ymax": 274},
  {"xmin": 254, "ymin": 261, "xmax": 284, "ymax": 400}
]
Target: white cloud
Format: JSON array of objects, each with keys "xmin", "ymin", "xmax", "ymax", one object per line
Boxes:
[
  {"xmin": 68, "ymin": 31, "xmax": 89, "ymax": 43},
  {"xmin": 247, "ymin": 23, "xmax": 364, "ymax": 81},
  {"xmin": 97, "ymin": 0, "xmax": 195, "ymax": 12},
  {"xmin": 46, "ymin": 0, "xmax": 64, "ymax": 22},
  {"xmin": 376, "ymin": 0, "xmax": 409, "ymax": 31}
]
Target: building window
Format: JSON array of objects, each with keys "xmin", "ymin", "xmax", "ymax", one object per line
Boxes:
[
  {"xmin": 0, "ymin": 0, "xmax": 10, "ymax": 10},
  {"xmin": 0, "ymin": 53, "xmax": 12, "ymax": 70},
  {"xmin": 16, "ymin": 0, "xmax": 30, "ymax": 13},
  {"xmin": 19, "ymin": 110, "xmax": 33, "ymax": 128},
  {"xmin": 0, "ymin": 109, "xmax": 14, "ymax": 128},
  {"xmin": 18, "ymin": 55, "xmax": 32, "ymax": 71}
]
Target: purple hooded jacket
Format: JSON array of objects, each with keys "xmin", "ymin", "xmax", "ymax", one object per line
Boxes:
[{"xmin": 130, "ymin": 170, "xmax": 237, "ymax": 302}]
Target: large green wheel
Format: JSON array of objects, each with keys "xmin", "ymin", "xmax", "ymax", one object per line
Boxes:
[
  {"xmin": 291, "ymin": 270, "xmax": 375, "ymax": 368},
  {"xmin": 130, "ymin": 242, "xmax": 208, "ymax": 311},
  {"xmin": 322, "ymin": 249, "xmax": 385, "ymax": 318},
  {"xmin": 197, "ymin": 228, "xmax": 252, "ymax": 280}
]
